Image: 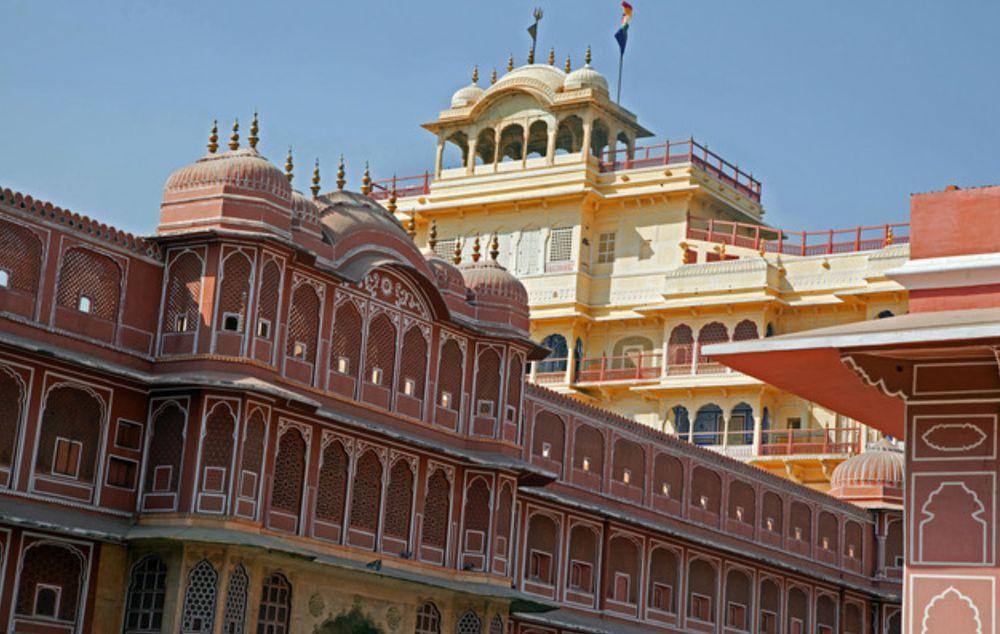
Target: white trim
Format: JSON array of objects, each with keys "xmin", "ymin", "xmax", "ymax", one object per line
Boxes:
[{"xmin": 887, "ymin": 251, "xmax": 1000, "ymax": 291}]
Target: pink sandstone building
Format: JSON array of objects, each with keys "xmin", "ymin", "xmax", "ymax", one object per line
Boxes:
[{"xmin": 0, "ymin": 120, "xmax": 903, "ymax": 633}]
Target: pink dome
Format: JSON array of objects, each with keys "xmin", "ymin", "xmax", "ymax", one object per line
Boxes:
[
  {"xmin": 165, "ymin": 148, "xmax": 291, "ymax": 201},
  {"xmin": 831, "ymin": 438, "xmax": 903, "ymax": 489},
  {"xmin": 460, "ymin": 258, "xmax": 528, "ymax": 308},
  {"xmin": 291, "ymin": 189, "xmax": 319, "ymax": 227},
  {"xmin": 426, "ymin": 256, "xmax": 468, "ymax": 298}
]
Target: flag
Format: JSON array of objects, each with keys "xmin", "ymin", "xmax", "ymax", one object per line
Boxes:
[
  {"xmin": 615, "ymin": 1, "xmax": 633, "ymax": 55},
  {"xmin": 527, "ymin": 22, "xmax": 538, "ymax": 41}
]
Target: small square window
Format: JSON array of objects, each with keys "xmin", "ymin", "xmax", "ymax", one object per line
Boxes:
[
  {"xmin": 760, "ymin": 611, "xmax": 778, "ymax": 634},
  {"xmin": 77, "ymin": 295, "xmax": 93, "ymax": 314},
  {"xmin": 766, "ymin": 517, "xmax": 776, "ymax": 532},
  {"xmin": 175, "ymin": 314, "xmax": 189, "ymax": 332},
  {"xmin": 727, "ymin": 602, "xmax": 747, "ymax": 630},
  {"xmin": 700, "ymin": 494, "xmax": 709, "ymax": 509},
  {"xmin": 0, "ymin": 269, "xmax": 9, "ymax": 288},
  {"xmin": 152, "ymin": 465, "xmax": 173, "ymax": 492},
  {"xmin": 505, "ymin": 405, "xmax": 517, "ymax": 423},
  {"xmin": 476, "ymin": 399, "xmax": 494, "ymax": 418},
  {"xmin": 256, "ymin": 318, "xmax": 270, "ymax": 338},
  {"xmin": 107, "ymin": 457, "xmax": 137, "ymax": 489},
  {"xmin": 547, "ymin": 227, "xmax": 573, "ymax": 263},
  {"xmin": 569, "ymin": 561, "xmax": 593, "ymax": 592},
  {"xmin": 691, "ymin": 593, "xmax": 712, "ymax": 622},
  {"xmin": 403, "ymin": 378, "xmax": 416, "ymax": 396},
  {"xmin": 440, "ymin": 391, "xmax": 452, "ymax": 409},
  {"xmin": 661, "ymin": 482, "xmax": 671, "ymax": 497},
  {"xmin": 292, "ymin": 342, "xmax": 307, "ymax": 359},
  {"xmin": 597, "ymin": 232, "xmax": 616, "ymax": 264},
  {"xmin": 529, "ymin": 550, "xmax": 553, "ymax": 584},
  {"xmin": 33, "ymin": 584, "xmax": 61, "ymax": 618},
  {"xmin": 541, "ymin": 442, "xmax": 551, "ymax": 458},
  {"xmin": 370, "ymin": 367, "xmax": 383, "ymax": 384},
  {"xmin": 793, "ymin": 526, "xmax": 803, "ymax": 541},
  {"xmin": 652, "ymin": 583, "xmax": 673, "ymax": 612},
  {"xmin": 222, "ymin": 312, "xmax": 241, "ymax": 332},
  {"xmin": 622, "ymin": 468, "xmax": 631, "ymax": 485},
  {"xmin": 581, "ymin": 457, "xmax": 591, "ymax": 472},
  {"xmin": 52, "ymin": 437, "xmax": 82, "ymax": 478},
  {"xmin": 115, "ymin": 421, "xmax": 142, "ymax": 450},
  {"xmin": 894, "ymin": 555, "xmax": 904, "ymax": 567},
  {"xmin": 336, "ymin": 356, "xmax": 350, "ymax": 374},
  {"xmin": 735, "ymin": 505, "xmax": 745, "ymax": 522}
]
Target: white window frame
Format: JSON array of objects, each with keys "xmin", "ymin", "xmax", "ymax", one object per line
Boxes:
[
  {"xmin": 256, "ymin": 318, "xmax": 271, "ymax": 338},
  {"xmin": 221, "ymin": 311, "xmax": 242, "ymax": 333},
  {"xmin": 476, "ymin": 399, "xmax": 494, "ymax": 418},
  {"xmin": 175, "ymin": 314, "xmax": 189, "ymax": 333},
  {"xmin": 51, "ymin": 436, "xmax": 83, "ymax": 479},
  {"xmin": 597, "ymin": 232, "xmax": 616, "ymax": 264},
  {"xmin": 33, "ymin": 583, "xmax": 62, "ymax": 618},
  {"xmin": 440, "ymin": 391, "xmax": 453, "ymax": 410},
  {"xmin": 403, "ymin": 377, "xmax": 417, "ymax": 396},
  {"xmin": 77, "ymin": 294, "xmax": 93, "ymax": 314},
  {"xmin": 292, "ymin": 341, "xmax": 307, "ymax": 359},
  {"xmin": 0, "ymin": 268, "xmax": 9, "ymax": 288},
  {"xmin": 547, "ymin": 227, "xmax": 574, "ymax": 263},
  {"xmin": 336, "ymin": 356, "xmax": 350, "ymax": 375},
  {"xmin": 152, "ymin": 465, "xmax": 173, "ymax": 492}
]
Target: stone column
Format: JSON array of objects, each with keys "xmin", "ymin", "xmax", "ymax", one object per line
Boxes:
[
  {"xmin": 546, "ymin": 126, "xmax": 557, "ymax": 165},
  {"xmin": 434, "ymin": 137, "xmax": 445, "ymax": 178},
  {"xmin": 466, "ymin": 137, "xmax": 478, "ymax": 175},
  {"xmin": 493, "ymin": 127, "xmax": 502, "ymax": 171},
  {"xmin": 581, "ymin": 118, "xmax": 593, "ymax": 163}
]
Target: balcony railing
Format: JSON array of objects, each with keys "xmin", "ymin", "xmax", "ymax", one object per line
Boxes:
[
  {"xmin": 599, "ymin": 139, "xmax": 762, "ymax": 202},
  {"xmin": 529, "ymin": 352, "xmax": 744, "ymax": 386},
  {"xmin": 576, "ymin": 353, "xmax": 662, "ymax": 383},
  {"xmin": 674, "ymin": 426, "xmax": 863, "ymax": 458},
  {"xmin": 686, "ymin": 216, "xmax": 910, "ymax": 257},
  {"xmin": 369, "ymin": 173, "xmax": 432, "ymax": 201}
]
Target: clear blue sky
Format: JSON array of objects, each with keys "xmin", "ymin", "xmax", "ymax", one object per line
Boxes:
[{"xmin": 2, "ymin": 1, "xmax": 998, "ymax": 235}]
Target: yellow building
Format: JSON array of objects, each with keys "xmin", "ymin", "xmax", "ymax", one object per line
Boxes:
[{"xmin": 382, "ymin": 53, "xmax": 909, "ymax": 489}]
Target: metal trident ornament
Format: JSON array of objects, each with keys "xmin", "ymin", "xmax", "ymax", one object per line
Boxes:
[{"xmin": 527, "ymin": 7, "xmax": 543, "ymax": 64}]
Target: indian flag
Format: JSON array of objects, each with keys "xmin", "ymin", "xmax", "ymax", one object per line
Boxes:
[{"xmin": 615, "ymin": 2, "xmax": 633, "ymax": 54}]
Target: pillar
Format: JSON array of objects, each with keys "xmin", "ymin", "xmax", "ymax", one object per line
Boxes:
[
  {"xmin": 546, "ymin": 127, "xmax": 557, "ymax": 165},
  {"xmin": 466, "ymin": 137, "xmax": 478, "ymax": 175},
  {"xmin": 434, "ymin": 137, "xmax": 445, "ymax": 178},
  {"xmin": 493, "ymin": 127, "xmax": 502, "ymax": 171},
  {"xmin": 581, "ymin": 119, "xmax": 593, "ymax": 163}
]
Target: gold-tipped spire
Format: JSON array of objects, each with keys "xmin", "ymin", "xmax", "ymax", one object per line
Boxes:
[
  {"xmin": 428, "ymin": 219, "xmax": 438, "ymax": 251},
  {"xmin": 207, "ymin": 120, "xmax": 219, "ymax": 154},
  {"xmin": 284, "ymin": 146, "xmax": 294, "ymax": 182},
  {"xmin": 406, "ymin": 214, "xmax": 416, "ymax": 240},
  {"xmin": 453, "ymin": 237, "xmax": 463, "ymax": 265},
  {"xmin": 564, "ymin": 55, "xmax": 572, "ymax": 73},
  {"xmin": 336, "ymin": 155, "xmax": 346, "ymax": 190},
  {"xmin": 471, "ymin": 65, "xmax": 479, "ymax": 85},
  {"xmin": 472, "ymin": 233, "xmax": 481, "ymax": 263},
  {"xmin": 387, "ymin": 179, "xmax": 398, "ymax": 214},
  {"xmin": 507, "ymin": 53, "xmax": 514, "ymax": 72},
  {"xmin": 361, "ymin": 162, "xmax": 371, "ymax": 196},
  {"xmin": 490, "ymin": 233, "xmax": 500, "ymax": 261},
  {"xmin": 490, "ymin": 68, "xmax": 497, "ymax": 85},
  {"xmin": 228, "ymin": 119, "xmax": 240, "ymax": 151},
  {"xmin": 548, "ymin": 48, "xmax": 555, "ymax": 65},
  {"xmin": 585, "ymin": 45, "xmax": 592, "ymax": 66},
  {"xmin": 311, "ymin": 159, "xmax": 321, "ymax": 198},
  {"xmin": 248, "ymin": 111, "xmax": 259, "ymax": 149}
]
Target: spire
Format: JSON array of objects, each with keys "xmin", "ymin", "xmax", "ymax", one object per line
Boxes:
[
  {"xmin": 207, "ymin": 119, "xmax": 219, "ymax": 154},
  {"xmin": 228, "ymin": 119, "xmax": 240, "ymax": 151},
  {"xmin": 585, "ymin": 45, "xmax": 592, "ymax": 66},
  {"xmin": 564, "ymin": 55, "xmax": 572, "ymax": 73},
  {"xmin": 527, "ymin": 47, "xmax": 534, "ymax": 64},
  {"xmin": 387, "ymin": 179, "xmax": 398, "ymax": 214},
  {"xmin": 507, "ymin": 53, "xmax": 514, "ymax": 72},
  {"xmin": 248, "ymin": 111, "xmax": 259, "ymax": 149},
  {"xmin": 311, "ymin": 159, "xmax": 321, "ymax": 198},
  {"xmin": 471, "ymin": 65, "xmax": 479, "ymax": 85},
  {"xmin": 548, "ymin": 48, "xmax": 555, "ymax": 65},
  {"xmin": 490, "ymin": 67, "xmax": 497, "ymax": 85},
  {"xmin": 453, "ymin": 237, "xmax": 463, "ymax": 265},
  {"xmin": 336, "ymin": 155, "xmax": 346, "ymax": 190},
  {"xmin": 406, "ymin": 214, "xmax": 416, "ymax": 240},
  {"xmin": 472, "ymin": 233, "xmax": 481, "ymax": 262},
  {"xmin": 361, "ymin": 162, "xmax": 371, "ymax": 196},
  {"xmin": 490, "ymin": 233, "xmax": 500, "ymax": 261},
  {"xmin": 428, "ymin": 219, "xmax": 438, "ymax": 251},
  {"xmin": 284, "ymin": 146, "xmax": 294, "ymax": 182}
]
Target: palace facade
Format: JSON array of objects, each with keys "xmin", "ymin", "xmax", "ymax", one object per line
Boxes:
[
  {"xmin": 384, "ymin": 53, "xmax": 909, "ymax": 489},
  {"xmin": 0, "ymin": 114, "xmax": 902, "ymax": 632}
]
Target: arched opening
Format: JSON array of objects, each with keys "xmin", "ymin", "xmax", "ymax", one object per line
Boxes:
[
  {"xmin": 612, "ymin": 438, "xmax": 645, "ymax": 491},
  {"xmin": 615, "ymin": 131, "xmax": 632, "ymax": 164},
  {"xmin": 727, "ymin": 402, "xmax": 754, "ymax": 445},
  {"xmin": 537, "ymin": 334, "xmax": 568, "ymax": 373},
  {"xmin": 653, "ymin": 452, "xmax": 683, "ymax": 502},
  {"xmin": 691, "ymin": 466, "xmax": 722, "ymax": 515},
  {"xmin": 526, "ymin": 120, "xmax": 548, "ymax": 158},
  {"xmin": 525, "ymin": 513, "xmax": 560, "ymax": 586},
  {"xmin": 214, "ymin": 251, "xmax": 251, "ymax": 338},
  {"xmin": 36, "ymin": 385, "xmax": 103, "ymax": 485},
  {"xmin": 532, "ymin": 410, "xmax": 565, "ymax": 466},
  {"xmin": 692, "ymin": 404, "xmax": 723, "ymax": 445},
  {"xmin": 443, "ymin": 130, "xmax": 469, "ymax": 169},
  {"xmin": 818, "ymin": 511, "xmax": 839, "ymax": 553},
  {"xmin": 573, "ymin": 424, "xmax": 604, "ymax": 484},
  {"xmin": 787, "ymin": 586, "xmax": 809, "ymax": 634},
  {"xmin": 816, "ymin": 594, "xmax": 837, "ymax": 633},
  {"xmin": 885, "ymin": 517, "xmax": 903, "ymax": 569},
  {"xmin": 316, "ymin": 440, "xmax": 349, "ymax": 529},
  {"xmin": 286, "ymin": 283, "xmax": 321, "ymax": 365},
  {"xmin": 475, "ymin": 128, "xmax": 496, "ymax": 165},
  {"xmin": 611, "ymin": 335, "xmax": 655, "ymax": 372},
  {"xmin": 667, "ymin": 325, "xmax": 693, "ymax": 374},
  {"xmin": 348, "ymin": 450, "xmax": 383, "ymax": 548},
  {"xmin": 15, "ymin": 542, "xmax": 85, "ymax": 624},
  {"xmin": 877, "ymin": 309, "xmax": 895, "ymax": 319},
  {"xmin": 124, "ymin": 555, "xmax": 167, "ymax": 632},
  {"xmin": 759, "ymin": 578, "xmax": 781, "ymax": 633},
  {"xmin": 421, "ymin": 469, "xmax": 451, "ymax": 562},
  {"xmin": 790, "ymin": 502, "xmax": 812, "ymax": 544},
  {"xmin": 605, "ymin": 535, "xmax": 640, "ymax": 605},
  {"xmin": 461, "ymin": 477, "xmax": 492, "ymax": 570},
  {"xmin": 498, "ymin": 124, "xmax": 525, "ymax": 162},
  {"xmin": 555, "ymin": 115, "xmax": 583, "ymax": 154},
  {"xmin": 696, "ymin": 322, "xmax": 729, "ymax": 374},
  {"xmin": 762, "ymin": 491, "xmax": 783, "ymax": 534},
  {"xmin": 647, "ymin": 547, "xmax": 679, "ymax": 613},
  {"xmin": 844, "ymin": 602, "xmax": 863, "ymax": 634},
  {"xmin": 567, "ymin": 524, "xmax": 599, "ymax": 595},
  {"xmin": 733, "ymin": 319, "xmax": 759, "ymax": 341},
  {"xmin": 687, "ymin": 558, "xmax": 718, "ymax": 623},
  {"xmin": 724, "ymin": 569, "xmax": 752, "ymax": 631},
  {"xmin": 728, "ymin": 480, "xmax": 755, "ymax": 526},
  {"xmin": 590, "ymin": 119, "xmax": 610, "ymax": 158},
  {"xmin": 672, "ymin": 405, "xmax": 691, "ymax": 439},
  {"xmin": 845, "ymin": 520, "xmax": 863, "ymax": 561},
  {"xmin": 382, "ymin": 459, "xmax": 415, "ymax": 551}
]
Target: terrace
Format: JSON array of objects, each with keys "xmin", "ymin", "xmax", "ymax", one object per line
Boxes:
[{"xmin": 686, "ymin": 216, "xmax": 910, "ymax": 257}]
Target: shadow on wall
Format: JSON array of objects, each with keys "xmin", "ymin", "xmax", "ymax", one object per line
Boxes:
[{"xmin": 314, "ymin": 606, "xmax": 384, "ymax": 633}]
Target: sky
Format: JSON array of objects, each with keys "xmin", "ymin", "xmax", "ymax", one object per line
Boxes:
[{"xmin": 1, "ymin": 0, "xmax": 998, "ymax": 235}]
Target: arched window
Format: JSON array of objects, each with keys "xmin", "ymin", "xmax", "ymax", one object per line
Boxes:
[
  {"xmin": 444, "ymin": 131, "xmax": 469, "ymax": 168},
  {"xmin": 56, "ymin": 247, "xmax": 121, "ymax": 320},
  {"xmin": 145, "ymin": 402, "xmax": 185, "ymax": 495},
  {"xmin": 844, "ymin": 602, "xmax": 863, "ymax": 634},
  {"xmin": 504, "ymin": 351, "xmax": 524, "ymax": 428},
  {"xmin": 498, "ymin": 124, "xmax": 525, "ymax": 162},
  {"xmin": 724, "ymin": 569, "xmax": 752, "ymax": 631},
  {"xmin": 728, "ymin": 480, "xmax": 755, "ymax": 525},
  {"xmin": 436, "ymin": 338, "xmax": 464, "ymax": 416},
  {"xmin": 415, "ymin": 602, "xmax": 442, "ymax": 634},
  {"xmin": 475, "ymin": 128, "xmax": 496, "ymax": 165},
  {"xmin": 0, "ymin": 366, "xmax": 24, "ymax": 474},
  {"xmin": 692, "ymin": 404, "xmax": 723, "ymax": 445},
  {"xmin": 461, "ymin": 477, "xmax": 491, "ymax": 570},
  {"xmin": 383, "ymin": 459, "xmax": 415, "ymax": 545},
  {"xmin": 526, "ymin": 120, "xmax": 548, "ymax": 158},
  {"xmin": 238, "ymin": 409, "xmax": 266, "ymax": 513},
  {"xmin": 14, "ymin": 541, "xmax": 84, "ymax": 622},
  {"xmin": 124, "ymin": 555, "xmax": 167, "ymax": 633},
  {"xmin": 612, "ymin": 438, "xmax": 645, "ymax": 491},
  {"xmin": 257, "ymin": 573, "xmax": 291, "ymax": 634},
  {"xmin": 255, "ymin": 260, "xmax": 281, "ymax": 342},
  {"xmin": 222, "ymin": 564, "xmax": 249, "ymax": 634},
  {"xmin": 765, "ymin": 322, "xmax": 775, "ymax": 337},
  {"xmin": 180, "ymin": 559, "xmax": 218, "ymax": 633},
  {"xmin": 762, "ymin": 492, "xmax": 783, "ymax": 534},
  {"xmin": 555, "ymin": 116, "xmax": 583, "ymax": 154},
  {"xmin": 199, "ymin": 403, "xmax": 235, "ymax": 505},
  {"xmin": 672, "ymin": 405, "xmax": 691, "ymax": 438},
  {"xmin": 364, "ymin": 312, "xmax": 397, "ymax": 388},
  {"xmin": 790, "ymin": 502, "xmax": 812, "ymax": 543},
  {"xmin": 818, "ymin": 511, "xmax": 839, "ymax": 552},
  {"xmin": 456, "ymin": 610, "xmax": 482, "ymax": 634},
  {"xmin": 270, "ymin": 428, "xmax": 306, "ymax": 516},
  {"xmin": 421, "ymin": 469, "xmax": 451, "ymax": 557},
  {"xmin": 286, "ymin": 283, "xmax": 321, "ymax": 364},
  {"xmin": 532, "ymin": 411, "xmax": 565, "ymax": 464},
  {"xmin": 398, "ymin": 326, "xmax": 428, "ymax": 402},
  {"xmin": 653, "ymin": 453, "xmax": 683, "ymax": 502},
  {"xmin": 331, "ymin": 301, "xmax": 363, "ymax": 380},
  {"xmin": 0, "ymin": 219, "xmax": 42, "ymax": 302},
  {"xmin": 473, "ymin": 349, "xmax": 502, "ymax": 424},
  {"xmin": 590, "ymin": 120, "xmax": 610, "ymax": 158},
  {"xmin": 605, "ymin": 535, "xmax": 640, "ymax": 604},
  {"xmin": 733, "ymin": 319, "xmax": 759, "ymax": 341},
  {"xmin": 537, "ymin": 334, "xmax": 568, "ymax": 373},
  {"xmin": 573, "ymin": 424, "xmax": 604, "ymax": 482},
  {"xmin": 567, "ymin": 525, "xmax": 598, "ymax": 595},
  {"xmin": 759, "ymin": 578, "xmax": 781, "ymax": 633},
  {"xmin": 667, "ymin": 325, "xmax": 693, "ymax": 374},
  {"xmin": 691, "ymin": 466, "xmax": 722, "ymax": 515},
  {"xmin": 315, "ymin": 440, "xmax": 349, "ymax": 526},
  {"xmin": 489, "ymin": 615, "xmax": 504, "ymax": 634},
  {"xmin": 493, "ymin": 482, "xmax": 514, "ymax": 567},
  {"xmin": 35, "ymin": 384, "xmax": 103, "ymax": 483},
  {"xmin": 845, "ymin": 520, "xmax": 863, "ymax": 560},
  {"xmin": 687, "ymin": 558, "xmax": 718, "ymax": 623},
  {"xmin": 162, "ymin": 251, "xmax": 203, "ymax": 337},
  {"xmin": 349, "ymin": 450, "xmax": 384, "ymax": 540},
  {"xmin": 787, "ymin": 586, "xmax": 809, "ymax": 634},
  {"xmin": 525, "ymin": 513, "xmax": 560, "ymax": 586},
  {"xmin": 647, "ymin": 547, "xmax": 679, "ymax": 613},
  {"xmin": 696, "ymin": 322, "xmax": 729, "ymax": 373},
  {"xmin": 885, "ymin": 517, "xmax": 903, "ymax": 568},
  {"xmin": 816, "ymin": 594, "xmax": 837, "ymax": 633},
  {"xmin": 215, "ymin": 251, "xmax": 252, "ymax": 335}
]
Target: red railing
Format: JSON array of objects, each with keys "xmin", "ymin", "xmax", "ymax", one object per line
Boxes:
[
  {"xmin": 600, "ymin": 138, "xmax": 762, "ymax": 202},
  {"xmin": 532, "ymin": 358, "xmax": 569, "ymax": 385},
  {"xmin": 686, "ymin": 216, "xmax": 910, "ymax": 257},
  {"xmin": 369, "ymin": 172, "xmax": 432, "ymax": 201},
  {"xmin": 758, "ymin": 426, "xmax": 863, "ymax": 456},
  {"xmin": 576, "ymin": 353, "xmax": 662, "ymax": 383}
]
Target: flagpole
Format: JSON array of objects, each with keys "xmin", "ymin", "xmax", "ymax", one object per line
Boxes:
[{"xmin": 617, "ymin": 49, "xmax": 624, "ymax": 103}]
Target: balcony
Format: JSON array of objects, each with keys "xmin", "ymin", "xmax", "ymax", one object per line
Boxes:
[
  {"xmin": 686, "ymin": 216, "xmax": 910, "ymax": 257},
  {"xmin": 675, "ymin": 426, "xmax": 863, "ymax": 461},
  {"xmin": 528, "ymin": 352, "xmax": 752, "ymax": 388}
]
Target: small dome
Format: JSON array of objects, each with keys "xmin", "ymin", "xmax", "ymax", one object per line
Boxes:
[
  {"xmin": 831, "ymin": 438, "xmax": 904, "ymax": 490},
  {"xmin": 426, "ymin": 255, "xmax": 468, "ymax": 298},
  {"xmin": 291, "ymin": 190, "xmax": 319, "ymax": 227},
  {"xmin": 165, "ymin": 148, "xmax": 291, "ymax": 200},
  {"xmin": 451, "ymin": 83, "xmax": 485, "ymax": 108},
  {"xmin": 488, "ymin": 64, "xmax": 567, "ymax": 101},
  {"xmin": 564, "ymin": 64, "xmax": 609, "ymax": 92},
  {"xmin": 459, "ymin": 256, "xmax": 529, "ymax": 333}
]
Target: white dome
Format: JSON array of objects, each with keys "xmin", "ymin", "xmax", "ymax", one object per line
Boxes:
[
  {"xmin": 564, "ymin": 64, "xmax": 609, "ymax": 92},
  {"xmin": 451, "ymin": 83, "xmax": 484, "ymax": 108}
]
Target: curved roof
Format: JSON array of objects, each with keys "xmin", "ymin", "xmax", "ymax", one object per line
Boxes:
[
  {"xmin": 564, "ymin": 64, "xmax": 609, "ymax": 92},
  {"xmin": 828, "ymin": 438, "xmax": 904, "ymax": 508},
  {"xmin": 165, "ymin": 148, "xmax": 291, "ymax": 201}
]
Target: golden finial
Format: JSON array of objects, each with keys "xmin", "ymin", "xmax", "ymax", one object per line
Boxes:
[
  {"xmin": 548, "ymin": 48, "xmax": 555, "ymax": 65},
  {"xmin": 585, "ymin": 45, "xmax": 592, "ymax": 66},
  {"xmin": 527, "ymin": 47, "xmax": 534, "ymax": 65},
  {"xmin": 490, "ymin": 233, "xmax": 500, "ymax": 261},
  {"xmin": 406, "ymin": 215, "xmax": 416, "ymax": 240},
  {"xmin": 228, "ymin": 119, "xmax": 240, "ymax": 151},
  {"xmin": 249, "ymin": 111, "xmax": 259, "ymax": 149},
  {"xmin": 311, "ymin": 159, "xmax": 321, "ymax": 198},
  {"xmin": 507, "ymin": 54, "xmax": 514, "ymax": 72},
  {"xmin": 453, "ymin": 238, "xmax": 463, "ymax": 265},
  {"xmin": 336, "ymin": 155, "xmax": 346, "ymax": 190},
  {"xmin": 885, "ymin": 227, "xmax": 894, "ymax": 245},
  {"xmin": 361, "ymin": 162, "xmax": 371, "ymax": 196},
  {"xmin": 387, "ymin": 179, "xmax": 398, "ymax": 213},
  {"xmin": 471, "ymin": 65, "xmax": 479, "ymax": 85},
  {"xmin": 472, "ymin": 233, "xmax": 481, "ymax": 263},
  {"xmin": 564, "ymin": 55, "xmax": 572, "ymax": 73},
  {"xmin": 490, "ymin": 68, "xmax": 497, "ymax": 85},
  {"xmin": 428, "ymin": 219, "xmax": 438, "ymax": 251},
  {"xmin": 207, "ymin": 119, "xmax": 219, "ymax": 154},
  {"xmin": 284, "ymin": 146, "xmax": 294, "ymax": 182}
]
